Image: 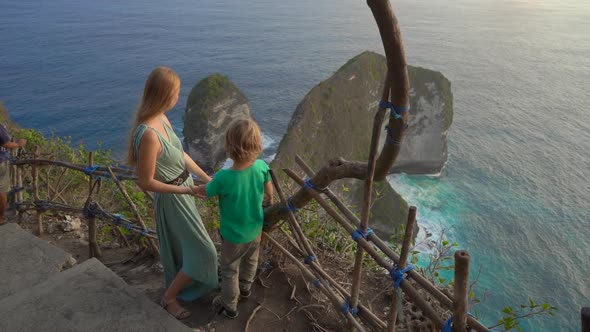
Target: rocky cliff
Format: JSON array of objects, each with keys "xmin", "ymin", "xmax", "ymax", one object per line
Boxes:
[
  {"xmin": 183, "ymin": 74, "xmax": 252, "ymax": 173},
  {"xmin": 271, "ymin": 51, "xmax": 453, "ymax": 239}
]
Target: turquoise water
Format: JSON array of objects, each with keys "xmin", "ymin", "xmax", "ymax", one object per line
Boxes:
[{"xmin": 1, "ymin": 0, "xmax": 589, "ymax": 330}]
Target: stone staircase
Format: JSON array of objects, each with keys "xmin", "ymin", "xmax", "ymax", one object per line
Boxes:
[{"xmin": 0, "ymin": 223, "xmax": 191, "ymax": 331}]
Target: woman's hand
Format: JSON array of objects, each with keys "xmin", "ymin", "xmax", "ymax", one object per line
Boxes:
[{"xmin": 190, "ymin": 185, "xmax": 208, "ymax": 198}]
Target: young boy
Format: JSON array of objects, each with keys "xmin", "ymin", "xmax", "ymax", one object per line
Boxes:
[{"xmin": 197, "ymin": 119, "xmax": 273, "ymax": 318}]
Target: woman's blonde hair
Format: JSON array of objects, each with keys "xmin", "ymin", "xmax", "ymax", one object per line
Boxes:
[
  {"xmin": 225, "ymin": 119, "xmax": 262, "ymax": 163},
  {"xmin": 127, "ymin": 67, "xmax": 180, "ymax": 165}
]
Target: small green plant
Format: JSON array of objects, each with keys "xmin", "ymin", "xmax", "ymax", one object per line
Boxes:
[{"xmin": 489, "ymin": 299, "xmax": 557, "ymax": 331}]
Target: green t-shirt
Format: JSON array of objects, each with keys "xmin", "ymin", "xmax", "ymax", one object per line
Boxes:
[{"xmin": 206, "ymin": 160, "xmax": 270, "ymax": 244}]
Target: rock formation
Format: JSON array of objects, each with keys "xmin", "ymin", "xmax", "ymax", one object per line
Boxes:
[
  {"xmin": 183, "ymin": 74, "xmax": 251, "ymax": 173},
  {"xmin": 271, "ymin": 51, "xmax": 453, "ymax": 239}
]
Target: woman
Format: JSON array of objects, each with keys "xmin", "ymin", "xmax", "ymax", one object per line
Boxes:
[{"xmin": 128, "ymin": 67, "xmax": 218, "ymax": 319}]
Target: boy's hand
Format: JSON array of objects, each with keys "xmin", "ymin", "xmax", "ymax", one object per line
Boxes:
[
  {"xmin": 192, "ymin": 185, "xmax": 207, "ymax": 198},
  {"xmin": 262, "ymin": 195, "xmax": 273, "ymax": 208}
]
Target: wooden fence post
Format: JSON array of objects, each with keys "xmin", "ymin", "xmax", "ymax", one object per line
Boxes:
[
  {"xmin": 284, "ymin": 168, "xmax": 444, "ymax": 327},
  {"xmin": 388, "ymin": 206, "xmax": 417, "ymax": 331},
  {"xmin": 33, "ymin": 147, "xmax": 43, "ymax": 235},
  {"xmin": 16, "ymin": 157, "xmax": 23, "ymax": 221},
  {"xmin": 295, "ymin": 155, "xmax": 490, "ymax": 332},
  {"xmin": 9, "ymin": 147, "xmax": 16, "ymax": 212},
  {"xmin": 453, "ymin": 250, "xmax": 470, "ymax": 332},
  {"xmin": 86, "ymin": 152, "xmax": 102, "ymax": 258}
]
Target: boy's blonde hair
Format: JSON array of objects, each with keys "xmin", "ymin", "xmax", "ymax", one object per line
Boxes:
[
  {"xmin": 127, "ymin": 67, "xmax": 180, "ymax": 165},
  {"xmin": 225, "ymin": 119, "xmax": 262, "ymax": 163}
]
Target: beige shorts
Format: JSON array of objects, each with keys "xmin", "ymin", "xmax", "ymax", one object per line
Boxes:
[{"xmin": 0, "ymin": 161, "xmax": 10, "ymax": 193}]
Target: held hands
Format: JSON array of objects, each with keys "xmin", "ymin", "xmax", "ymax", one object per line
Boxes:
[{"xmin": 186, "ymin": 185, "xmax": 207, "ymax": 198}]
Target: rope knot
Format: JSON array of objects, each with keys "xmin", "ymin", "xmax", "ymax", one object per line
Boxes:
[
  {"xmin": 352, "ymin": 227, "xmax": 374, "ymax": 242},
  {"xmin": 83, "ymin": 165, "xmax": 99, "ymax": 176},
  {"xmin": 389, "ymin": 264, "xmax": 414, "ymax": 288},
  {"xmin": 304, "ymin": 255, "xmax": 316, "ymax": 265},
  {"xmin": 341, "ymin": 300, "xmax": 359, "ymax": 316},
  {"xmin": 303, "ymin": 178, "xmax": 327, "ymax": 192},
  {"xmin": 113, "ymin": 214, "xmax": 123, "ymax": 225},
  {"xmin": 442, "ymin": 317, "xmax": 453, "ymax": 332},
  {"xmin": 379, "ymin": 100, "xmax": 410, "ymax": 119},
  {"xmin": 283, "ymin": 198, "xmax": 298, "ymax": 213}
]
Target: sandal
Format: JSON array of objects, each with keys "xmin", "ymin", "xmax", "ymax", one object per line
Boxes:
[{"xmin": 160, "ymin": 297, "xmax": 191, "ymax": 320}]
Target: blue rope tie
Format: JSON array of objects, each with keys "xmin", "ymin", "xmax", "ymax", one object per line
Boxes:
[
  {"xmin": 304, "ymin": 255, "xmax": 316, "ymax": 264},
  {"xmin": 379, "ymin": 101, "xmax": 410, "ymax": 119},
  {"xmin": 113, "ymin": 214, "xmax": 123, "ymax": 225},
  {"xmin": 312, "ymin": 279, "xmax": 321, "ymax": 287},
  {"xmin": 390, "ymin": 264, "xmax": 415, "ymax": 288},
  {"xmin": 124, "ymin": 223, "xmax": 133, "ymax": 231},
  {"xmin": 83, "ymin": 206, "xmax": 95, "ymax": 218},
  {"xmin": 352, "ymin": 227, "xmax": 374, "ymax": 242},
  {"xmin": 83, "ymin": 165, "xmax": 99, "ymax": 175},
  {"xmin": 10, "ymin": 186, "xmax": 24, "ymax": 194},
  {"xmin": 341, "ymin": 301, "xmax": 359, "ymax": 316},
  {"xmin": 302, "ymin": 178, "xmax": 326, "ymax": 192},
  {"xmin": 36, "ymin": 200, "xmax": 50, "ymax": 211},
  {"xmin": 442, "ymin": 317, "xmax": 453, "ymax": 332},
  {"xmin": 284, "ymin": 198, "xmax": 298, "ymax": 213}
]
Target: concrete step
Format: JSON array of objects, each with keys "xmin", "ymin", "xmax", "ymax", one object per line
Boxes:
[
  {"xmin": 0, "ymin": 258, "xmax": 192, "ymax": 331},
  {"xmin": 0, "ymin": 223, "xmax": 76, "ymax": 299}
]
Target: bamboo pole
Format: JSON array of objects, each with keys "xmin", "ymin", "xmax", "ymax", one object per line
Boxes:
[
  {"xmin": 46, "ymin": 182, "xmax": 67, "ymax": 204},
  {"xmin": 9, "ymin": 148, "xmax": 16, "ymax": 213},
  {"xmin": 17, "ymin": 203, "xmax": 83, "ymax": 214},
  {"xmin": 453, "ymin": 251, "xmax": 470, "ymax": 332},
  {"xmin": 268, "ymin": 169, "xmax": 320, "ymax": 266},
  {"xmin": 107, "ymin": 167, "xmax": 159, "ymax": 256},
  {"xmin": 388, "ymin": 206, "xmax": 416, "ymax": 331},
  {"xmin": 13, "ymin": 159, "xmax": 137, "ymax": 181},
  {"xmin": 33, "ymin": 147, "xmax": 43, "ymax": 235},
  {"xmin": 351, "ymin": 75, "xmax": 392, "ymax": 313},
  {"xmin": 114, "ymin": 225, "xmax": 131, "ymax": 248},
  {"xmin": 86, "ymin": 152, "xmax": 102, "ymax": 258},
  {"xmin": 284, "ymin": 168, "xmax": 444, "ymax": 327},
  {"xmin": 263, "ymin": 232, "xmax": 366, "ymax": 332},
  {"xmin": 139, "ymin": 186, "xmax": 154, "ymax": 203},
  {"xmin": 16, "ymin": 153, "xmax": 24, "ymax": 221},
  {"xmin": 9, "ymin": 147, "xmax": 15, "ymax": 193},
  {"xmin": 50, "ymin": 167, "xmax": 68, "ymax": 202},
  {"xmin": 279, "ymin": 227, "xmax": 388, "ymax": 331},
  {"xmin": 294, "ymin": 156, "xmax": 489, "ymax": 332}
]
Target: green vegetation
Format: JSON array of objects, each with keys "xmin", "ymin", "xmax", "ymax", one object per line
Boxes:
[
  {"xmin": 9, "ymin": 122, "xmax": 155, "ymax": 243},
  {"xmin": 186, "ymin": 74, "xmax": 233, "ymax": 113}
]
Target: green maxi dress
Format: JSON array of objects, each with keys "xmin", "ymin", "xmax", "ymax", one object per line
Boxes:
[{"xmin": 134, "ymin": 120, "xmax": 218, "ymax": 301}]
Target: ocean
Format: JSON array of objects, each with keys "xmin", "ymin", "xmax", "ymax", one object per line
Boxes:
[{"xmin": 0, "ymin": 0, "xmax": 588, "ymax": 330}]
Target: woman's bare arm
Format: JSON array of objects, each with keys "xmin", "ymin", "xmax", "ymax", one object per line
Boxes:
[
  {"xmin": 136, "ymin": 129, "xmax": 193, "ymax": 195},
  {"xmin": 184, "ymin": 152, "xmax": 212, "ymax": 183}
]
